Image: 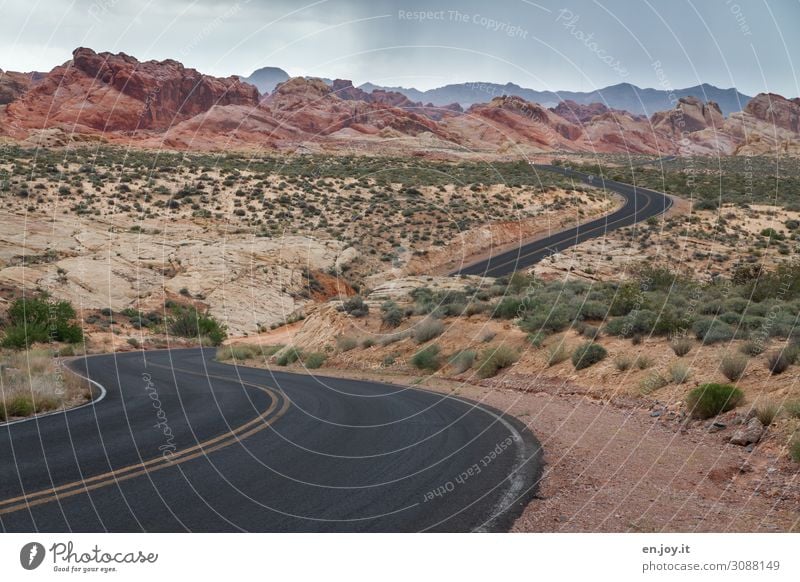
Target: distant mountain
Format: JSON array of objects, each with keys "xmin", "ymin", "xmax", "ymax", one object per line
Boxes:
[
  {"xmin": 358, "ymin": 81, "xmax": 751, "ymax": 116},
  {"xmin": 243, "ymin": 66, "xmax": 289, "ymax": 94}
]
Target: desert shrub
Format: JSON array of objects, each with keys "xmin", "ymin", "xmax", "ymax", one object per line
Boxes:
[
  {"xmin": 276, "ymin": 347, "xmax": 302, "ymax": 366},
  {"xmin": 581, "ymin": 325, "xmax": 601, "ymax": 340},
  {"xmin": 341, "ymin": 295, "xmax": 369, "ymax": 317},
  {"xmin": 413, "ymin": 318, "xmax": 444, "ymax": 343},
  {"xmin": 492, "ymin": 297, "xmax": 526, "ymax": 320},
  {"xmin": 578, "ymin": 300, "xmax": 610, "ymax": 320},
  {"xmin": 380, "ymin": 301, "xmax": 404, "ymax": 328},
  {"xmin": 685, "ymin": 383, "xmax": 744, "ymax": 419},
  {"xmin": 2, "ymin": 295, "xmax": 83, "ymax": 348},
  {"xmin": 527, "ymin": 332, "xmax": 546, "ymax": 348},
  {"xmin": 636, "ymin": 355, "xmax": 654, "ymax": 370},
  {"xmin": 336, "ymin": 336, "xmax": 358, "ymax": 352},
  {"xmin": 412, "ymin": 344, "xmax": 441, "ymax": 371},
  {"xmin": 571, "ymin": 342, "xmax": 607, "ymax": 370},
  {"xmin": 449, "ymin": 350, "xmax": 476, "ymax": 374},
  {"xmin": 476, "ymin": 346, "xmax": 518, "ymax": 378},
  {"xmin": 302, "ymin": 352, "xmax": 327, "ymax": 369},
  {"xmin": 668, "ymin": 361, "xmax": 691, "ymax": 384},
  {"xmin": 791, "ymin": 438, "xmax": 800, "ymax": 463},
  {"xmin": 3, "ymin": 394, "xmax": 35, "ymax": 417},
  {"xmin": 546, "ymin": 340, "xmax": 570, "ymax": 366},
  {"xmin": 720, "ymin": 353, "xmax": 748, "ymax": 381},
  {"xmin": 755, "ymin": 401, "xmax": 780, "ymax": 426},
  {"xmin": 670, "ymin": 337, "xmax": 693, "ymax": 357},
  {"xmin": 739, "ymin": 339, "xmax": 766, "ymax": 356},
  {"xmin": 216, "ymin": 344, "xmax": 262, "ymax": 361},
  {"xmin": 604, "ymin": 309, "xmax": 657, "ymax": 338},
  {"xmin": 518, "ymin": 304, "xmax": 573, "ymax": 334},
  {"xmin": 614, "ymin": 355, "xmax": 633, "ymax": 371},
  {"xmin": 167, "ymin": 305, "xmax": 226, "ymax": 345},
  {"xmin": 639, "ymin": 372, "xmax": 668, "ymax": 394},
  {"xmin": 766, "ymin": 350, "xmax": 792, "ymax": 374},
  {"xmin": 784, "ymin": 400, "xmax": 800, "ymax": 419},
  {"xmin": 692, "ymin": 318, "xmax": 734, "ymax": 344}
]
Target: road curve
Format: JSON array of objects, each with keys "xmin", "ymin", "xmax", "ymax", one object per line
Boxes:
[
  {"xmin": 452, "ymin": 165, "xmax": 673, "ymax": 277},
  {"xmin": 0, "ymin": 348, "xmax": 542, "ymax": 532}
]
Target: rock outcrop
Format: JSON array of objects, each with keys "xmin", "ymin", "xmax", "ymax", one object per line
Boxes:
[{"xmin": 4, "ymin": 47, "xmax": 259, "ymax": 132}]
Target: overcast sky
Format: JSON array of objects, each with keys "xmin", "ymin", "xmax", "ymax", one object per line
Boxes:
[{"xmin": 1, "ymin": 0, "xmax": 798, "ymax": 96}]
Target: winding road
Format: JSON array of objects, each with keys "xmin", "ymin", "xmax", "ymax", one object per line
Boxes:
[
  {"xmin": 452, "ymin": 165, "xmax": 673, "ymax": 277},
  {"xmin": 0, "ymin": 165, "xmax": 671, "ymax": 532},
  {"xmin": 0, "ymin": 348, "xmax": 542, "ymax": 532}
]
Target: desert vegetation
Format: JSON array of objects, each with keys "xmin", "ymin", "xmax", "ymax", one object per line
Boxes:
[{"xmin": 0, "ymin": 349, "xmax": 91, "ymax": 421}]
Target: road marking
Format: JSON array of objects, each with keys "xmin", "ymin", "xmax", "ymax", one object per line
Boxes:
[
  {"xmin": 457, "ymin": 173, "xmax": 671, "ymax": 276},
  {"xmin": 0, "ymin": 364, "xmax": 290, "ymax": 516}
]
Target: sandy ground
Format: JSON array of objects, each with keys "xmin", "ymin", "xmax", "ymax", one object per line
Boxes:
[{"xmin": 231, "ymin": 360, "xmax": 798, "ymax": 532}]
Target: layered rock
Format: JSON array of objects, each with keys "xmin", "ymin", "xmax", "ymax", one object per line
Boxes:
[
  {"xmin": 4, "ymin": 47, "xmax": 259, "ymax": 132},
  {"xmin": 743, "ymin": 93, "xmax": 800, "ymax": 133}
]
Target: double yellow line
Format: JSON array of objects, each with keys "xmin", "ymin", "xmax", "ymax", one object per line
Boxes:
[{"xmin": 0, "ymin": 365, "xmax": 290, "ymax": 517}]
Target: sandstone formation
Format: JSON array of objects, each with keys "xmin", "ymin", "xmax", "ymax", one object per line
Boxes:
[{"xmin": 1, "ymin": 47, "xmax": 799, "ymax": 156}]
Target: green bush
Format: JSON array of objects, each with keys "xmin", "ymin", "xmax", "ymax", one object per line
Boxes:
[
  {"xmin": 276, "ymin": 347, "xmax": 302, "ymax": 366},
  {"xmin": 578, "ymin": 300, "xmax": 609, "ymax": 320},
  {"xmin": 341, "ymin": 295, "xmax": 369, "ymax": 317},
  {"xmin": 412, "ymin": 344, "xmax": 441, "ymax": 371},
  {"xmin": 571, "ymin": 342, "xmax": 607, "ymax": 370},
  {"xmin": 167, "ymin": 305, "xmax": 226, "ymax": 345},
  {"xmin": 685, "ymin": 383, "xmax": 744, "ymax": 419},
  {"xmin": 4, "ymin": 394, "xmax": 35, "ymax": 417},
  {"xmin": 380, "ymin": 301, "xmax": 404, "ymax": 328},
  {"xmin": 302, "ymin": 352, "xmax": 327, "ymax": 369},
  {"xmin": 2, "ymin": 295, "xmax": 83, "ymax": 348},
  {"xmin": 476, "ymin": 346, "xmax": 518, "ymax": 378},
  {"xmin": 519, "ymin": 305, "xmax": 572, "ymax": 334},
  {"xmin": 692, "ymin": 319, "xmax": 735, "ymax": 344}
]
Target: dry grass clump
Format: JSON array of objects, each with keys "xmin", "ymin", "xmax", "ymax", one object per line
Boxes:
[
  {"xmin": 216, "ymin": 344, "xmax": 277, "ymax": 361},
  {"xmin": 719, "ymin": 353, "xmax": 748, "ymax": 381},
  {"xmin": 546, "ymin": 338, "xmax": 571, "ymax": 366},
  {"xmin": 754, "ymin": 400, "xmax": 780, "ymax": 426},
  {"xmin": 1, "ymin": 349, "xmax": 91, "ymax": 421},
  {"xmin": 670, "ymin": 337, "xmax": 693, "ymax": 357}
]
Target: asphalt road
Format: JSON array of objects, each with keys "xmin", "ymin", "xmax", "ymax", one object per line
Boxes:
[
  {"xmin": 0, "ymin": 348, "xmax": 542, "ymax": 532},
  {"xmin": 452, "ymin": 165, "xmax": 673, "ymax": 277}
]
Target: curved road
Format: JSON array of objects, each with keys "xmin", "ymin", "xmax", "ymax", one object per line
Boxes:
[
  {"xmin": 0, "ymin": 348, "xmax": 542, "ymax": 532},
  {"xmin": 452, "ymin": 165, "xmax": 673, "ymax": 277}
]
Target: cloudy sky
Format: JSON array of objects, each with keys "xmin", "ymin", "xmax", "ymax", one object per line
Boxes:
[{"xmin": 1, "ymin": 0, "xmax": 798, "ymax": 96}]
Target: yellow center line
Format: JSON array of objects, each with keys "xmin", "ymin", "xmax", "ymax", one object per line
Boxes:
[{"xmin": 0, "ymin": 363, "xmax": 290, "ymax": 516}]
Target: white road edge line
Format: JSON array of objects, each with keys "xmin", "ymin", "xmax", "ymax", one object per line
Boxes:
[
  {"xmin": 460, "ymin": 398, "xmax": 530, "ymax": 533},
  {"xmin": 0, "ymin": 360, "xmax": 108, "ymax": 428}
]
